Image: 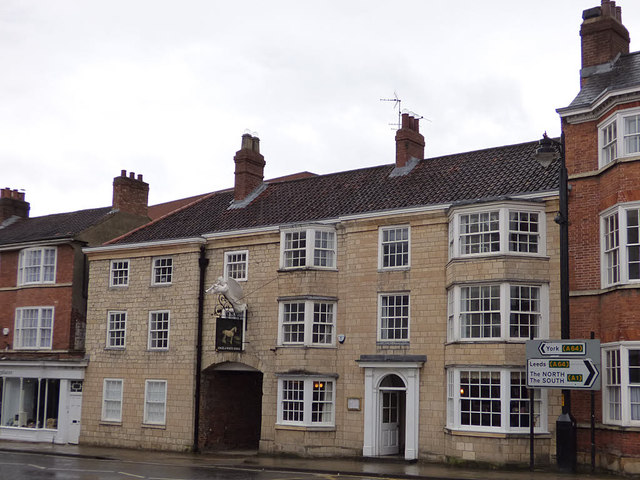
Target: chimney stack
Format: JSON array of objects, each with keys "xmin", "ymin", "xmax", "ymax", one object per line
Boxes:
[
  {"xmin": 395, "ymin": 113, "xmax": 425, "ymax": 168},
  {"xmin": 234, "ymin": 133, "xmax": 265, "ymax": 202},
  {"xmin": 112, "ymin": 170, "xmax": 149, "ymax": 217},
  {"xmin": 0, "ymin": 188, "xmax": 29, "ymax": 223},
  {"xmin": 580, "ymin": 0, "xmax": 629, "ymax": 84}
]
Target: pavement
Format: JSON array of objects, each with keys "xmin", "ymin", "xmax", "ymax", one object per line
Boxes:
[{"xmin": 0, "ymin": 440, "xmax": 632, "ymax": 480}]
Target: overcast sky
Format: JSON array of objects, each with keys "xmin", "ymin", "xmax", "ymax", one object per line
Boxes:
[{"xmin": 3, "ymin": 1, "xmax": 639, "ymax": 217}]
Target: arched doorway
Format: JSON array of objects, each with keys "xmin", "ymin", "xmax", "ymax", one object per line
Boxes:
[
  {"xmin": 379, "ymin": 374, "xmax": 406, "ymax": 456},
  {"xmin": 200, "ymin": 362, "xmax": 263, "ymax": 451}
]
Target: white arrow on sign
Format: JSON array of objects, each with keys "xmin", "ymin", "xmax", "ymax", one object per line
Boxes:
[
  {"xmin": 527, "ymin": 358, "xmax": 599, "ymax": 389},
  {"xmin": 537, "ymin": 341, "xmax": 586, "ymax": 356}
]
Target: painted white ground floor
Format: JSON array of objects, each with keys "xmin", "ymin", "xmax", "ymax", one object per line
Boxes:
[{"xmin": 0, "ymin": 360, "xmax": 86, "ymax": 444}]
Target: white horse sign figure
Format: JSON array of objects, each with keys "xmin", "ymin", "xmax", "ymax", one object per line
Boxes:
[{"xmin": 206, "ymin": 276, "xmax": 247, "ymax": 351}]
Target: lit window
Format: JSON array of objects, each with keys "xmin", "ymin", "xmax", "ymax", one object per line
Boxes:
[
  {"xmin": 603, "ymin": 343, "xmax": 640, "ymax": 426},
  {"xmin": 152, "ymin": 257, "xmax": 172, "ymax": 285},
  {"xmin": 277, "ymin": 377, "xmax": 335, "ymax": 427},
  {"xmin": 601, "ymin": 203, "xmax": 640, "ymax": 287},
  {"xmin": 448, "ymin": 283, "xmax": 547, "ymax": 341},
  {"xmin": 278, "ymin": 299, "xmax": 335, "ymax": 346},
  {"xmin": 378, "ymin": 293, "xmax": 409, "ymax": 342},
  {"xmin": 15, "ymin": 307, "xmax": 54, "ymax": 349},
  {"xmin": 106, "ymin": 311, "xmax": 127, "ymax": 348},
  {"xmin": 449, "ymin": 204, "xmax": 545, "ymax": 259},
  {"xmin": 110, "ymin": 260, "xmax": 129, "ymax": 287},
  {"xmin": 148, "ymin": 311, "xmax": 170, "ymax": 350},
  {"xmin": 144, "ymin": 380, "xmax": 167, "ymax": 425},
  {"xmin": 17, "ymin": 247, "xmax": 56, "ymax": 285},
  {"xmin": 224, "ymin": 250, "xmax": 248, "ymax": 281},
  {"xmin": 379, "ymin": 226, "xmax": 410, "ymax": 269},
  {"xmin": 447, "ymin": 368, "xmax": 546, "ymax": 433},
  {"xmin": 281, "ymin": 227, "xmax": 336, "ymax": 269},
  {"xmin": 102, "ymin": 379, "xmax": 123, "ymax": 422}
]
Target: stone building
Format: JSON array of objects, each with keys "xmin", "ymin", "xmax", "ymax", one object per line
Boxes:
[
  {"xmin": 0, "ymin": 171, "xmax": 150, "ymax": 444},
  {"xmin": 558, "ymin": 0, "xmax": 640, "ymax": 474},
  {"xmin": 81, "ymin": 116, "xmax": 564, "ymax": 465}
]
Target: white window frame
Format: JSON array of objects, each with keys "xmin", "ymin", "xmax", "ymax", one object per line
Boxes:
[
  {"xmin": 280, "ymin": 226, "xmax": 337, "ymax": 270},
  {"xmin": 148, "ymin": 310, "xmax": 170, "ymax": 350},
  {"xmin": 602, "ymin": 342, "xmax": 640, "ymax": 426},
  {"xmin": 101, "ymin": 378, "xmax": 123, "ymax": 422},
  {"xmin": 109, "ymin": 259, "xmax": 130, "ymax": 287},
  {"xmin": 276, "ymin": 376, "xmax": 335, "ymax": 427},
  {"xmin": 277, "ymin": 299, "xmax": 336, "ymax": 347},
  {"xmin": 17, "ymin": 247, "xmax": 57, "ymax": 286},
  {"xmin": 106, "ymin": 311, "xmax": 127, "ymax": 349},
  {"xmin": 224, "ymin": 250, "xmax": 249, "ymax": 281},
  {"xmin": 447, "ymin": 283, "xmax": 549, "ymax": 342},
  {"xmin": 151, "ymin": 256, "xmax": 173, "ymax": 285},
  {"xmin": 377, "ymin": 293, "xmax": 410, "ymax": 342},
  {"xmin": 143, "ymin": 379, "xmax": 167, "ymax": 425},
  {"xmin": 378, "ymin": 225, "xmax": 410, "ymax": 270},
  {"xmin": 598, "ymin": 107, "xmax": 640, "ymax": 168},
  {"xmin": 448, "ymin": 204, "xmax": 546, "ymax": 260},
  {"xmin": 14, "ymin": 307, "xmax": 54, "ymax": 350},
  {"xmin": 446, "ymin": 367, "xmax": 547, "ymax": 434},
  {"xmin": 601, "ymin": 202, "xmax": 640, "ymax": 287}
]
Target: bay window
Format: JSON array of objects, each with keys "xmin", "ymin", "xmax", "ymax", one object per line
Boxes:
[
  {"xmin": 17, "ymin": 247, "xmax": 56, "ymax": 285},
  {"xmin": 449, "ymin": 204, "xmax": 545, "ymax": 259},
  {"xmin": 603, "ymin": 343, "xmax": 640, "ymax": 426},
  {"xmin": 447, "ymin": 283, "xmax": 547, "ymax": 342},
  {"xmin": 601, "ymin": 203, "xmax": 640, "ymax": 287},
  {"xmin": 599, "ymin": 107, "xmax": 640, "ymax": 168},
  {"xmin": 447, "ymin": 368, "xmax": 545, "ymax": 433}
]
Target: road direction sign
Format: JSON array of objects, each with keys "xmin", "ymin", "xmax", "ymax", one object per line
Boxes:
[
  {"xmin": 527, "ymin": 358, "xmax": 600, "ymax": 389},
  {"xmin": 526, "ymin": 339, "xmax": 600, "ymax": 360}
]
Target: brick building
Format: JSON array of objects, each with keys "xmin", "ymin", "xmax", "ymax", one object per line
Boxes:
[
  {"xmin": 557, "ymin": 0, "xmax": 640, "ymax": 474},
  {"xmin": 81, "ymin": 116, "xmax": 564, "ymax": 465},
  {"xmin": 0, "ymin": 171, "xmax": 150, "ymax": 444}
]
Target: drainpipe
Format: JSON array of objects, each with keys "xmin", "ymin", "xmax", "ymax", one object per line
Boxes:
[{"xmin": 193, "ymin": 244, "xmax": 209, "ymax": 452}]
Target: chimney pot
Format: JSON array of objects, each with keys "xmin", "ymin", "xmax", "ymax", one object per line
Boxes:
[
  {"xmin": 137, "ymin": 174, "xmax": 143, "ymax": 181},
  {"xmin": 129, "ymin": 171, "xmax": 135, "ymax": 179},
  {"xmin": 121, "ymin": 169, "xmax": 127, "ymax": 177}
]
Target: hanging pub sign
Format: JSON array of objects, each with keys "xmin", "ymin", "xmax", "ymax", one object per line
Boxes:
[
  {"xmin": 206, "ymin": 276, "xmax": 248, "ymax": 352},
  {"xmin": 215, "ymin": 312, "xmax": 245, "ymax": 351}
]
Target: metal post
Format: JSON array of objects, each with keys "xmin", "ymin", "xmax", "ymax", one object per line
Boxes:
[{"xmin": 530, "ymin": 329, "xmax": 535, "ymax": 471}]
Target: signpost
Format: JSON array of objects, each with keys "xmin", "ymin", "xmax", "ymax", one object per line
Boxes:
[{"xmin": 526, "ymin": 339, "xmax": 601, "ymax": 391}]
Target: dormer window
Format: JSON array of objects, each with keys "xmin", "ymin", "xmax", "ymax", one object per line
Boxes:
[
  {"xmin": 599, "ymin": 108, "xmax": 640, "ymax": 168},
  {"xmin": 280, "ymin": 226, "xmax": 336, "ymax": 270},
  {"xmin": 449, "ymin": 204, "xmax": 545, "ymax": 259}
]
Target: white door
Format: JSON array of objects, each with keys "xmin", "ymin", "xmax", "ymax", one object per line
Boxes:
[
  {"xmin": 379, "ymin": 390, "xmax": 400, "ymax": 455},
  {"xmin": 67, "ymin": 393, "xmax": 82, "ymax": 444}
]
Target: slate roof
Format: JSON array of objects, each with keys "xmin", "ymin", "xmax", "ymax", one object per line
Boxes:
[
  {"xmin": 565, "ymin": 51, "xmax": 640, "ymax": 110},
  {"xmin": 111, "ymin": 139, "xmax": 560, "ymax": 246},
  {"xmin": 0, "ymin": 207, "xmax": 114, "ymax": 247}
]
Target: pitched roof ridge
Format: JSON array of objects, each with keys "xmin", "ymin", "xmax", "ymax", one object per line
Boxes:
[
  {"xmin": 425, "ymin": 138, "xmax": 541, "ymax": 162},
  {"xmin": 104, "ymin": 191, "xmax": 219, "ymax": 245},
  {"xmin": 29, "ymin": 205, "xmax": 113, "ymax": 220}
]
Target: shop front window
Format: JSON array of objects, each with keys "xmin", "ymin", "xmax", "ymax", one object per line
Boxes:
[{"xmin": 1, "ymin": 378, "xmax": 60, "ymax": 429}]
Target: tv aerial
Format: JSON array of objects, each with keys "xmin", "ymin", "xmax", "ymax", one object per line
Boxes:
[{"xmin": 380, "ymin": 91, "xmax": 402, "ymax": 129}]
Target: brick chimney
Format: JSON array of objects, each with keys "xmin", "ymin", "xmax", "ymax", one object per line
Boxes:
[
  {"xmin": 112, "ymin": 170, "xmax": 149, "ymax": 217},
  {"xmin": 234, "ymin": 133, "xmax": 265, "ymax": 202},
  {"xmin": 0, "ymin": 188, "xmax": 29, "ymax": 223},
  {"xmin": 580, "ymin": 0, "xmax": 629, "ymax": 84},
  {"xmin": 395, "ymin": 113, "xmax": 425, "ymax": 168}
]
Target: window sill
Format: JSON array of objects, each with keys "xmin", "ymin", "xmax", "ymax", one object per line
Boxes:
[
  {"xmin": 277, "ymin": 267, "xmax": 338, "ymax": 273},
  {"xmin": 150, "ymin": 283, "xmax": 173, "ymax": 288},
  {"xmin": 99, "ymin": 421, "xmax": 122, "ymax": 427},
  {"xmin": 378, "ymin": 266, "xmax": 411, "ymax": 272},
  {"xmin": 104, "ymin": 347, "xmax": 126, "ymax": 352},
  {"xmin": 445, "ymin": 339, "xmax": 531, "ymax": 346},
  {"xmin": 447, "ymin": 253, "xmax": 549, "ymax": 263},
  {"xmin": 142, "ymin": 423, "xmax": 166, "ymax": 430},
  {"xmin": 108, "ymin": 285, "xmax": 129, "ymax": 289},
  {"xmin": 276, "ymin": 345, "xmax": 337, "ymax": 349},
  {"xmin": 376, "ymin": 341, "xmax": 410, "ymax": 346},
  {"xmin": 444, "ymin": 428, "xmax": 550, "ymax": 438},
  {"xmin": 275, "ymin": 424, "xmax": 335, "ymax": 432},
  {"xmin": 588, "ymin": 422, "xmax": 640, "ymax": 432}
]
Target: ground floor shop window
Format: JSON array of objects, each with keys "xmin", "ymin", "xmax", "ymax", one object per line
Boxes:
[
  {"xmin": 0, "ymin": 377, "xmax": 59, "ymax": 429},
  {"xmin": 446, "ymin": 368, "xmax": 545, "ymax": 433}
]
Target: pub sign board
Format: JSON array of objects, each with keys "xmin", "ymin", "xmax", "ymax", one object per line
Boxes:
[{"xmin": 215, "ymin": 313, "xmax": 245, "ymax": 351}]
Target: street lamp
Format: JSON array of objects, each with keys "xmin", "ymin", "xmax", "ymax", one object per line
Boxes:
[{"xmin": 535, "ymin": 132, "xmax": 576, "ymax": 471}]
